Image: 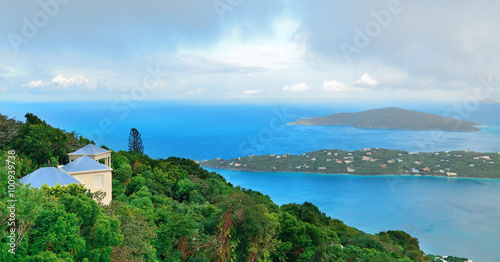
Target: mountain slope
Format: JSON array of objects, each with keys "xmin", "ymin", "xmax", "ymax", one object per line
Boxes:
[{"xmin": 289, "ymin": 107, "xmax": 481, "ymax": 131}]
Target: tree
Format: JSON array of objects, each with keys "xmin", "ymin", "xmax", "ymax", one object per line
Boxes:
[
  {"xmin": 128, "ymin": 128, "xmax": 144, "ymax": 154},
  {"xmin": 0, "ymin": 114, "xmax": 22, "ymax": 148}
]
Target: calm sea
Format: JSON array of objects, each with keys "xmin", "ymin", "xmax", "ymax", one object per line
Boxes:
[{"xmin": 2, "ymin": 101, "xmax": 500, "ymax": 261}]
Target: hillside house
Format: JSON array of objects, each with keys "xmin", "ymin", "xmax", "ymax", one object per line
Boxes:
[{"xmin": 20, "ymin": 144, "xmax": 113, "ymax": 205}]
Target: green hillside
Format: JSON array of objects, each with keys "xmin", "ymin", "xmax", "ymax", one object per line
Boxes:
[
  {"xmin": 202, "ymin": 148, "xmax": 500, "ymax": 179},
  {"xmin": 289, "ymin": 107, "xmax": 481, "ymax": 132},
  {"xmin": 1, "ymin": 113, "xmax": 464, "ymax": 261}
]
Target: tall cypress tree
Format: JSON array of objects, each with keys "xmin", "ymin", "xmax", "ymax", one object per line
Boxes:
[{"xmin": 128, "ymin": 128, "xmax": 144, "ymax": 154}]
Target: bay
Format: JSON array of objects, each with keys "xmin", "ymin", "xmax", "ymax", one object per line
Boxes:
[
  {"xmin": 207, "ymin": 168, "xmax": 500, "ymax": 262},
  {"xmin": 2, "ymin": 101, "xmax": 500, "ymax": 261}
]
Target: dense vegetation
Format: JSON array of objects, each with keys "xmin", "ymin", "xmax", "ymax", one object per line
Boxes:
[
  {"xmin": 289, "ymin": 107, "xmax": 481, "ymax": 132},
  {"xmin": 1, "ymin": 113, "xmax": 461, "ymax": 261},
  {"xmin": 202, "ymin": 148, "xmax": 500, "ymax": 179}
]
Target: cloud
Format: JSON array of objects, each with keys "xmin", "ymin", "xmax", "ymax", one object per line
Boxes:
[
  {"xmin": 243, "ymin": 89, "xmax": 262, "ymax": 95},
  {"xmin": 323, "ymin": 73, "xmax": 378, "ymax": 92},
  {"xmin": 354, "ymin": 73, "xmax": 378, "ymax": 86},
  {"xmin": 322, "ymin": 80, "xmax": 348, "ymax": 92},
  {"xmin": 52, "ymin": 74, "xmax": 96, "ymax": 89},
  {"xmin": 283, "ymin": 82, "xmax": 310, "ymax": 93},
  {"xmin": 186, "ymin": 88, "xmax": 206, "ymax": 95},
  {"xmin": 25, "ymin": 79, "xmax": 50, "ymax": 88},
  {"xmin": 23, "ymin": 73, "xmax": 97, "ymax": 90}
]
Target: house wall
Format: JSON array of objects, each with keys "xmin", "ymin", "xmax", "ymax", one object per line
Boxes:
[{"xmin": 70, "ymin": 170, "xmax": 112, "ymax": 205}]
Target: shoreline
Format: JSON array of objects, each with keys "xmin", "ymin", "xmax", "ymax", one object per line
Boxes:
[
  {"xmin": 201, "ymin": 165, "xmax": 500, "ymax": 180},
  {"xmin": 288, "ymin": 122, "xmax": 483, "ymax": 132}
]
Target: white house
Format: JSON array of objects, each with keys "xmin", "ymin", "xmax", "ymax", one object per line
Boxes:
[{"xmin": 20, "ymin": 144, "xmax": 113, "ymax": 205}]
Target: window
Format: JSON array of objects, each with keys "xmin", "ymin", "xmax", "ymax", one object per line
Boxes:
[{"xmin": 94, "ymin": 175, "xmax": 103, "ymax": 188}]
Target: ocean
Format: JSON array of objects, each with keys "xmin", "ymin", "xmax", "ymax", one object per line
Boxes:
[{"xmin": 2, "ymin": 101, "xmax": 500, "ymax": 261}]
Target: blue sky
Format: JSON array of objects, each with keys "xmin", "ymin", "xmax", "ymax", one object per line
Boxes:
[{"xmin": 1, "ymin": 0, "xmax": 499, "ymax": 104}]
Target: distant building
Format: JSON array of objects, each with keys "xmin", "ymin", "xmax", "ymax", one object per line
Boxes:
[{"xmin": 447, "ymin": 172, "xmax": 457, "ymax": 176}]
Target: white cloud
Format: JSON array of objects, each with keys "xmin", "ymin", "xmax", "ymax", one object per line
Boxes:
[
  {"xmin": 322, "ymin": 80, "xmax": 348, "ymax": 92},
  {"xmin": 283, "ymin": 82, "xmax": 310, "ymax": 93},
  {"xmin": 24, "ymin": 79, "xmax": 50, "ymax": 88},
  {"xmin": 323, "ymin": 73, "xmax": 378, "ymax": 92},
  {"xmin": 23, "ymin": 73, "xmax": 98, "ymax": 90},
  {"xmin": 186, "ymin": 88, "xmax": 206, "ymax": 95},
  {"xmin": 243, "ymin": 89, "xmax": 262, "ymax": 95},
  {"xmin": 354, "ymin": 73, "xmax": 378, "ymax": 86},
  {"xmin": 52, "ymin": 74, "xmax": 96, "ymax": 89}
]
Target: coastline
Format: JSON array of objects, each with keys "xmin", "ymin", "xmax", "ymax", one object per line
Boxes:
[
  {"xmin": 201, "ymin": 165, "xmax": 500, "ymax": 180},
  {"xmin": 287, "ymin": 122, "xmax": 482, "ymax": 132}
]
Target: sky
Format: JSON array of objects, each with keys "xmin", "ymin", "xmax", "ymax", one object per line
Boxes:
[{"xmin": 1, "ymin": 0, "xmax": 499, "ymax": 104}]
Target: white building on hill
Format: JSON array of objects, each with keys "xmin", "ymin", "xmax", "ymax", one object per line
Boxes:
[{"xmin": 20, "ymin": 144, "xmax": 113, "ymax": 205}]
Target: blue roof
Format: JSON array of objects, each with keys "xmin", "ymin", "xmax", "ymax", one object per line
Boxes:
[
  {"xmin": 20, "ymin": 167, "xmax": 82, "ymax": 188},
  {"xmin": 69, "ymin": 144, "xmax": 110, "ymax": 155},
  {"xmin": 61, "ymin": 156, "xmax": 111, "ymax": 173}
]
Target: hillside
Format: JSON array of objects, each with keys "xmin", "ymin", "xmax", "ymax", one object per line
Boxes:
[
  {"xmin": 0, "ymin": 112, "xmax": 466, "ymax": 261},
  {"xmin": 289, "ymin": 107, "xmax": 481, "ymax": 132},
  {"xmin": 202, "ymin": 148, "xmax": 500, "ymax": 179}
]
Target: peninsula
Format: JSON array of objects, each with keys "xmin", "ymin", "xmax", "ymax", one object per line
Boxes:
[
  {"xmin": 201, "ymin": 148, "xmax": 500, "ymax": 179},
  {"xmin": 289, "ymin": 107, "xmax": 481, "ymax": 132}
]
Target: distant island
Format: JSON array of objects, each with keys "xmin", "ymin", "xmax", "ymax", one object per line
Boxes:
[
  {"xmin": 201, "ymin": 148, "xmax": 500, "ymax": 179},
  {"xmin": 289, "ymin": 107, "xmax": 481, "ymax": 132}
]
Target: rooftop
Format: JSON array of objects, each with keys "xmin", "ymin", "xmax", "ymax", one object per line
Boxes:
[
  {"xmin": 68, "ymin": 144, "xmax": 111, "ymax": 156},
  {"xmin": 20, "ymin": 167, "xmax": 82, "ymax": 188},
  {"xmin": 61, "ymin": 156, "xmax": 112, "ymax": 173}
]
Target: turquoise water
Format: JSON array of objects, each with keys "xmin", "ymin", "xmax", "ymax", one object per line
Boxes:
[
  {"xmin": 208, "ymin": 168, "xmax": 500, "ymax": 261},
  {"xmin": 3, "ymin": 102, "xmax": 500, "ymax": 160},
  {"xmin": 2, "ymin": 101, "xmax": 500, "ymax": 260}
]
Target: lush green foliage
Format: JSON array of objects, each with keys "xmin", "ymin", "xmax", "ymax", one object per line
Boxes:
[{"xmin": 0, "ymin": 113, "xmax": 462, "ymax": 261}]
